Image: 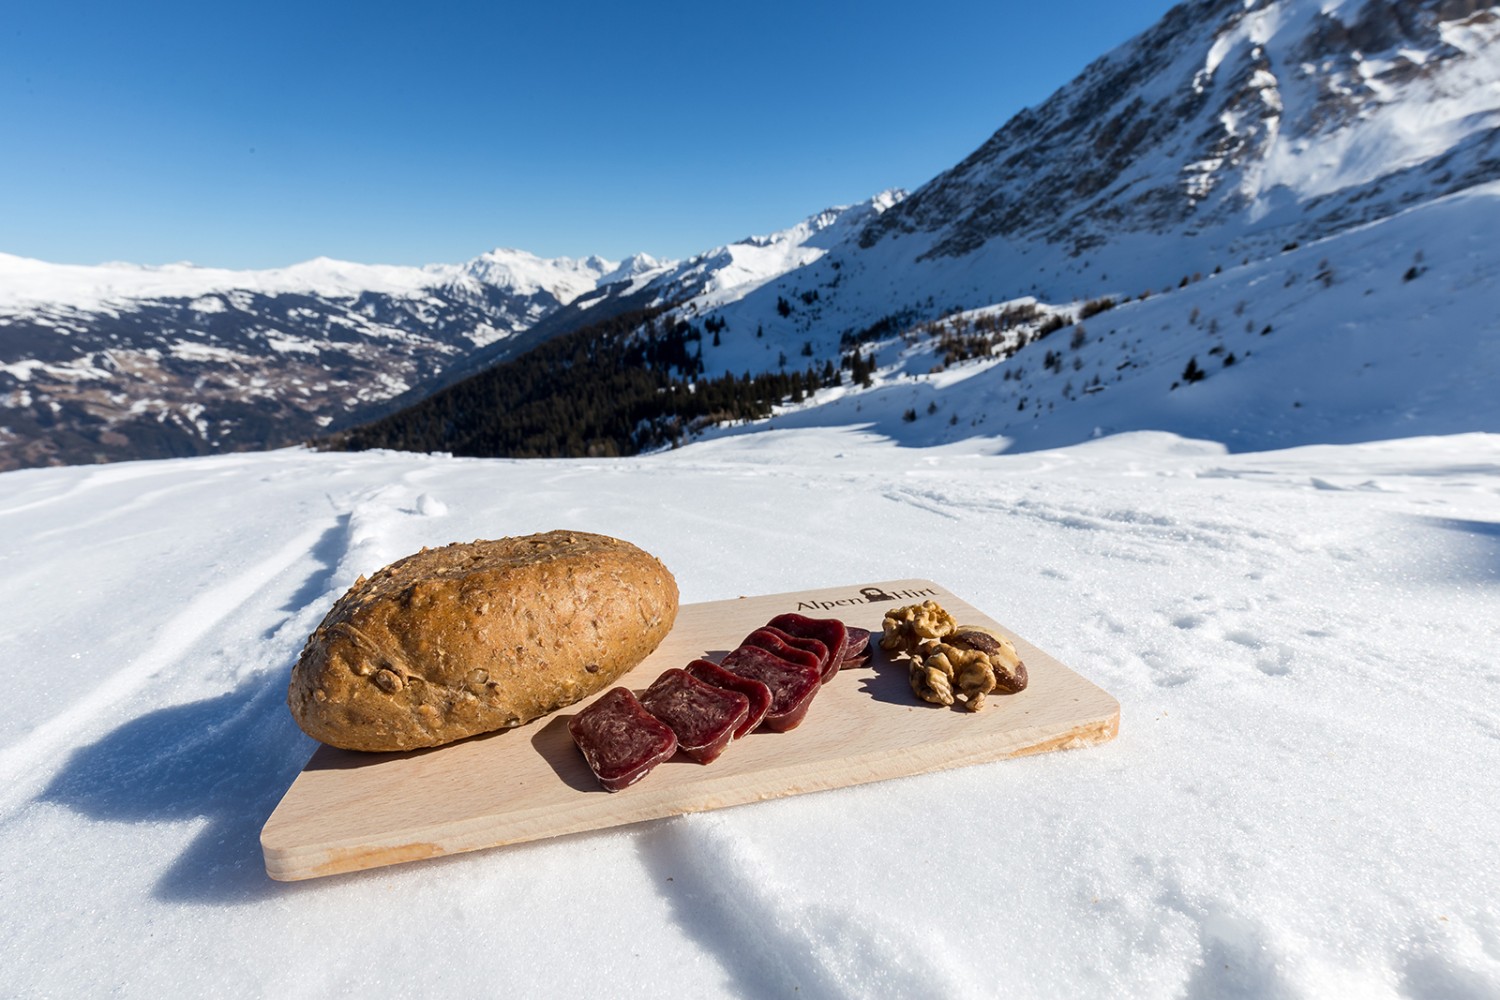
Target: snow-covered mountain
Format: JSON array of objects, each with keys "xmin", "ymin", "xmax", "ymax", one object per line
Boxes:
[
  {"xmin": 856, "ymin": 0, "xmax": 1500, "ymax": 273},
  {"xmin": 0, "ymin": 250, "xmax": 642, "ymax": 315},
  {"xmin": 5, "ymin": 0, "xmax": 1499, "ymax": 471},
  {"xmin": 0, "ymin": 193, "xmax": 916, "ymax": 469},
  {"xmin": 0, "ymin": 249, "xmax": 669, "ymax": 470},
  {"xmin": 625, "ymin": 0, "xmax": 1500, "ymax": 452},
  {"xmin": 630, "ymin": 191, "xmax": 904, "ymax": 310}
]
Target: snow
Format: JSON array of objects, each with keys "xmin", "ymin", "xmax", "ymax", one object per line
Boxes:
[
  {"xmin": 1, "ymin": 421, "xmax": 1497, "ymax": 997},
  {"xmin": 1250, "ymin": 4, "xmax": 1500, "ymax": 203},
  {"xmin": 169, "ymin": 341, "xmax": 243, "ymax": 364},
  {"xmin": 641, "ymin": 191, "xmax": 904, "ymax": 312},
  {"xmin": 457, "ymin": 248, "xmax": 642, "ymax": 306},
  {"xmin": 264, "ymin": 334, "xmax": 320, "ymax": 354},
  {"xmin": 0, "ymin": 246, "xmax": 668, "ymax": 316},
  {"xmin": 0, "ymin": 359, "xmax": 47, "ymax": 382}
]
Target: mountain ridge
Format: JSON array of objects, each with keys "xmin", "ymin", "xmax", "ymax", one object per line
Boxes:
[{"xmin": 4, "ymin": 0, "xmax": 1498, "ymax": 470}]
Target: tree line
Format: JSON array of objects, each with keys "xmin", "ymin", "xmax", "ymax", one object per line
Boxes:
[{"xmin": 320, "ymin": 305, "xmax": 835, "ymax": 459}]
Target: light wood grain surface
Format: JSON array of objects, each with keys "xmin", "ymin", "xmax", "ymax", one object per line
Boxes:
[{"xmin": 261, "ymin": 579, "xmax": 1119, "ymax": 881}]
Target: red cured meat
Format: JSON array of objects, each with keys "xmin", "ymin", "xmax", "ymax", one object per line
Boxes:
[
  {"xmin": 766, "ymin": 613, "xmax": 849, "ymax": 683},
  {"xmin": 843, "ymin": 626, "xmax": 871, "ymax": 661},
  {"xmin": 750, "ymin": 626, "xmax": 830, "ymax": 676},
  {"xmin": 639, "ymin": 668, "xmax": 750, "ymax": 764},
  {"xmin": 741, "ymin": 628, "xmax": 824, "ymax": 674},
  {"xmin": 568, "ymin": 687, "xmax": 678, "ymax": 791},
  {"xmin": 720, "ymin": 645, "xmax": 822, "ymax": 732},
  {"xmin": 685, "ymin": 659, "xmax": 772, "ymax": 738}
]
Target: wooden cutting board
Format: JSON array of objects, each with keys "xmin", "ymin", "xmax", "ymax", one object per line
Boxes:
[{"xmin": 261, "ymin": 579, "xmax": 1119, "ymax": 881}]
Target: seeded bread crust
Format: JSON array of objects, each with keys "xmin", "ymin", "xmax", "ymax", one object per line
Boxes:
[{"xmin": 288, "ymin": 531, "xmax": 678, "ymax": 751}]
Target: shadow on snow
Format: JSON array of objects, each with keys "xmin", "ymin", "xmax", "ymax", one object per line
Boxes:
[{"xmin": 37, "ymin": 664, "xmax": 320, "ymax": 906}]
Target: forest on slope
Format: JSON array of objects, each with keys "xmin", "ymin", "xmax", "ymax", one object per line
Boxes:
[{"xmin": 324, "ymin": 305, "xmax": 841, "ymax": 458}]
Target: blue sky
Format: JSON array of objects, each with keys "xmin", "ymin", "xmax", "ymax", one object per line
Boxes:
[{"xmin": 1, "ymin": 1, "xmax": 1180, "ymax": 269}]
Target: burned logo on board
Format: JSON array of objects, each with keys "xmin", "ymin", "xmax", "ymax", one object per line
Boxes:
[{"xmin": 795, "ymin": 584, "xmax": 937, "ymax": 613}]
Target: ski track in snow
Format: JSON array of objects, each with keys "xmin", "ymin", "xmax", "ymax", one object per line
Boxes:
[
  {"xmin": 639, "ymin": 814, "xmax": 976, "ymax": 998},
  {"xmin": 0, "ymin": 520, "xmax": 332, "ymax": 812}
]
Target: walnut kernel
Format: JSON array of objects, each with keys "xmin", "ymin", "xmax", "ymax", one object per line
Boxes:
[
  {"xmin": 883, "ymin": 601, "xmax": 1027, "ymax": 711},
  {"xmin": 880, "ymin": 600, "xmax": 958, "ymax": 656},
  {"xmin": 909, "ymin": 660, "xmax": 955, "ymax": 706},
  {"xmin": 924, "ymin": 644, "xmax": 998, "ymax": 712}
]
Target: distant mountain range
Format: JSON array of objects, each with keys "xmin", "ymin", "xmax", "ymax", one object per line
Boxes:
[
  {"xmin": 4, "ymin": 0, "xmax": 1497, "ymax": 471},
  {"xmin": 0, "ymin": 249, "xmax": 667, "ymax": 468}
]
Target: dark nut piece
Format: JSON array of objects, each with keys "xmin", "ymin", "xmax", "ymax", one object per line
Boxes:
[
  {"xmin": 949, "ymin": 624, "xmax": 1028, "ymax": 693},
  {"xmin": 947, "ymin": 628, "xmax": 1005, "ymax": 657},
  {"xmin": 993, "ymin": 661, "xmax": 1028, "ymax": 694}
]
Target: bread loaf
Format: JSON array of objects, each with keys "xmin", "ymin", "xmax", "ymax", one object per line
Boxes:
[{"xmin": 288, "ymin": 530, "xmax": 678, "ymax": 751}]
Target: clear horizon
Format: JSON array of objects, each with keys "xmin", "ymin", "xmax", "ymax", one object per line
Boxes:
[{"xmin": 1, "ymin": 1, "xmax": 1178, "ymax": 270}]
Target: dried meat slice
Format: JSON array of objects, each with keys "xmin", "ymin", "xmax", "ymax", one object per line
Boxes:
[
  {"xmin": 751, "ymin": 625, "xmax": 830, "ymax": 676},
  {"xmin": 568, "ymin": 687, "xmax": 678, "ymax": 791},
  {"xmin": 639, "ymin": 668, "xmax": 750, "ymax": 764},
  {"xmin": 843, "ymin": 626, "xmax": 872, "ymax": 661},
  {"xmin": 685, "ymin": 659, "xmax": 772, "ymax": 738},
  {"xmin": 840, "ymin": 626, "xmax": 873, "ymax": 669},
  {"xmin": 741, "ymin": 628, "xmax": 824, "ymax": 674},
  {"xmin": 720, "ymin": 645, "xmax": 822, "ymax": 732},
  {"xmin": 766, "ymin": 613, "xmax": 849, "ymax": 683}
]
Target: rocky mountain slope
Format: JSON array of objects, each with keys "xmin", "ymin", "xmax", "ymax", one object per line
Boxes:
[
  {"xmin": 673, "ymin": 0, "xmax": 1499, "ymax": 334},
  {"xmin": 858, "ymin": 0, "xmax": 1500, "ymax": 265},
  {"xmin": 617, "ymin": 0, "xmax": 1500, "ymax": 452}
]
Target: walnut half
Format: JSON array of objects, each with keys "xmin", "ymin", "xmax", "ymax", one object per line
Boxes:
[
  {"xmin": 883, "ymin": 601, "xmax": 1029, "ymax": 712},
  {"xmin": 908, "ymin": 660, "xmax": 955, "ymax": 706},
  {"xmin": 920, "ymin": 645, "xmax": 995, "ymax": 711},
  {"xmin": 880, "ymin": 600, "xmax": 958, "ymax": 656}
]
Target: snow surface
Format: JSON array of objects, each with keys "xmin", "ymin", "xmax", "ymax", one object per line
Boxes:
[{"xmin": 2, "ymin": 425, "xmax": 1498, "ymax": 997}]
